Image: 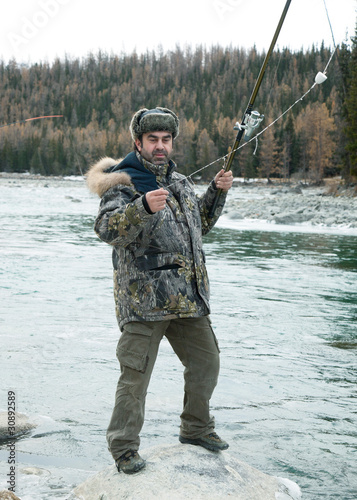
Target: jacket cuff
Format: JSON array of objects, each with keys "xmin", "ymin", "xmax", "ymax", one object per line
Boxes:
[{"xmin": 142, "ymin": 194, "xmax": 154, "ymax": 215}]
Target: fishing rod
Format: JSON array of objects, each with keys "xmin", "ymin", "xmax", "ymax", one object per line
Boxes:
[
  {"xmin": 209, "ymin": 0, "xmax": 292, "ymax": 217},
  {"xmin": 0, "ymin": 115, "xmax": 63, "ymax": 129}
]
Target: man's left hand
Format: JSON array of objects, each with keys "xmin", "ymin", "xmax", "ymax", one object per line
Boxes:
[{"xmin": 214, "ymin": 170, "xmax": 234, "ymax": 192}]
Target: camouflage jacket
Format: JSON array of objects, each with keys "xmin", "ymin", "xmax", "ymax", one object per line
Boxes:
[{"xmin": 87, "ymin": 152, "xmax": 228, "ymax": 330}]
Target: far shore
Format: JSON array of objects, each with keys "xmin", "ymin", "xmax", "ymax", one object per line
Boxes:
[
  {"xmin": 1, "ymin": 171, "xmax": 356, "ymax": 196},
  {"xmin": 1, "ymin": 171, "xmax": 356, "ymax": 229}
]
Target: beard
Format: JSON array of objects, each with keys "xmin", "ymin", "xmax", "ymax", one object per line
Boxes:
[{"xmin": 140, "ymin": 147, "xmax": 171, "ymax": 165}]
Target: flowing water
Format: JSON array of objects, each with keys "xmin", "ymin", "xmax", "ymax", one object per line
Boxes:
[{"xmin": 0, "ymin": 177, "xmax": 356, "ymax": 499}]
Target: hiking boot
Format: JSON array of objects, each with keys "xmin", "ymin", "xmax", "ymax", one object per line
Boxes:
[
  {"xmin": 179, "ymin": 432, "xmax": 229, "ymax": 452},
  {"xmin": 115, "ymin": 450, "xmax": 146, "ymax": 474}
]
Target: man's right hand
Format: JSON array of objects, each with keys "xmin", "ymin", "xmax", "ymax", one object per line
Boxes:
[{"xmin": 145, "ymin": 188, "xmax": 169, "ymax": 213}]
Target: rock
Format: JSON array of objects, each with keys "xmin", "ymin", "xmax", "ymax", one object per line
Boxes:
[
  {"xmin": 20, "ymin": 467, "xmax": 50, "ymax": 477},
  {"xmin": 70, "ymin": 444, "xmax": 301, "ymax": 500},
  {"xmin": 289, "ymin": 186, "xmax": 303, "ymax": 194},
  {"xmin": 0, "ymin": 412, "xmax": 36, "ymax": 440},
  {"xmin": 273, "ymin": 213, "xmax": 314, "ymax": 225},
  {"xmin": 226, "ymin": 210, "xmax": 244, "ymax": 220},
  {"xmin": 65, "ymin": 195, "xmax": 82, "ymax": 203},
  {"xmin": 0, "ymin": 491, "xmax": 21, "ymax": 500}
]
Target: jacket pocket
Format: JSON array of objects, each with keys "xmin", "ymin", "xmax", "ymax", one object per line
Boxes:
[
  {"xmin": 116, "ymin": 322, "xmax": 153, "ymax": 373},
  {"xmin": 135, "ymin": 253, "xmax": 187, "ymax": 271}
]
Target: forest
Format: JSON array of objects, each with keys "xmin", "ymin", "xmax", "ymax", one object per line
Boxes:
[{"xmin": 0, "ymin": 32, "xmax": 356, "ymax": 182}]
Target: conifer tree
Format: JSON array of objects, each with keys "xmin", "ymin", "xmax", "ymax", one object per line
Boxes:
[
  {"xmin": 344, "ymin": 26, "xmax": 357, "ymax": 180},
  {"xmin": 0, "ymin": 45, "xmax": 348, "ymax": 182}
]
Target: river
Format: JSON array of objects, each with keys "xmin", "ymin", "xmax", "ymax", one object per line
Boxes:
[{"xmin": 0, "ymin": 177, "xmax": 356, "ymax": 499}]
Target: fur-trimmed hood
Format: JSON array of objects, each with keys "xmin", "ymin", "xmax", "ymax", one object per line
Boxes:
[
  {"xmin": 87, "ymin": 152, "xmax": 175, "ymax": 197},
  {"xmin": 86, "ymin": 157, "xmax": 131, "ymax": 198}
]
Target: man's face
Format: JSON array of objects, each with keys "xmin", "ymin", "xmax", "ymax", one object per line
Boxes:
[{"xmin": 135, "ymin": 131, "xmax": 173, "ymax": 165}]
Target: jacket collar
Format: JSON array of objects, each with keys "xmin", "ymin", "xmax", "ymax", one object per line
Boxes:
[{"xmin": 107, "ymin": 151, "xmax": 176, "ymax": 193}]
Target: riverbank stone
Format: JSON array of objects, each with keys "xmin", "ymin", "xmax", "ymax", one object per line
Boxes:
[
  {"xmin": 70, "ymin": 444, "xmax": 301, "ymax": 500},
  {"xmin": 0, "ymin": 412, "xmax": 36, "ymax": 440},
  {"xmin": 224, "ymin": 183, "xmax": 357, "ymax": 229},
  {"xmin": 0, "ymin": 491, "xmax": 21, "ymax": 500},
  {"xmin": 273, "ymin": 212, "xmax": 314, "ymax": 225}
]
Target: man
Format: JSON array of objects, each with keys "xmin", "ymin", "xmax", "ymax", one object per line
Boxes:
[{"xmin": 87, "ymin": 107, "xmax": 233, "ymax": 474}]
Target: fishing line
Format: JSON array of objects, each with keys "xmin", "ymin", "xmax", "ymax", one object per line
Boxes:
[
  {"xmin": 166, "ymin": 0, "xmax": 340, "ymax": 190},
  {"xmin": 0, "ymin": 115, "xmax": 63, "ymax": 129},
  {"xmin": 322, "ymin": 0, "xmax": 337, "ymax": 51},
  {"xmin": 166, "ymin": 44, "xmax": 338, "ymax": 190},
  {"xmin": 166, "ymin": 76, "xmax": 326, "ymax": 188},
  {"xmin": 322, "ymin": 44, "xmax": 337, "ymax": 75},
  {"xmin": 321, "ymin": 0, "xmax": 348, "ymax": 99}
]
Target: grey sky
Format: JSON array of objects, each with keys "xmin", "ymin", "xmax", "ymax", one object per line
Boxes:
[{"xmin": 1, "ymin": 0, "xmax": 355, "ymax": 63}]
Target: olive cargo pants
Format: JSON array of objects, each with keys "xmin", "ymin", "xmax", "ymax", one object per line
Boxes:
[{"xmin": 106, "ymin": 316, "xmax": 220, "ymax": 460}]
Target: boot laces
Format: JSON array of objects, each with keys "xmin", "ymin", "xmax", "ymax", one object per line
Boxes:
[{"xmin": 119, "ymin": 450, "xmax": 138, "ymax": 463}]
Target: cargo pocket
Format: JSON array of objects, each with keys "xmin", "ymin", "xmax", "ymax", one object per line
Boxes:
[
  {"xmin": 116, "ymin": 322, "xmax": 154, "ymax": 373},
  {"xmin": 206, "ymin": 316, "xmax": 220, "ymax": 353},
  {"xmin": 211, "ymin": 331, "xmax": 220, "ymax": 353}
]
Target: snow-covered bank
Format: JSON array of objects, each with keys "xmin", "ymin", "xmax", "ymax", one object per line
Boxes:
[{"xmin": 222, "ymin": 183, "xmax": 357, "ymax": 233}]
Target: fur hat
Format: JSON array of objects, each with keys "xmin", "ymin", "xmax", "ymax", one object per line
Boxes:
[{"xmin": 130, "ymin": 107, "xmax": 179, "ymax": 141}]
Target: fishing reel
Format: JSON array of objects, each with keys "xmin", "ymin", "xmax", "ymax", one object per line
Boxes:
[{"xmin": 234, "ymin": 110, "xmax": 264, "ymax": 141}]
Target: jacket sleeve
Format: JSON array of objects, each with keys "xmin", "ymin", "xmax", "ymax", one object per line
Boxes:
[
  {"xmin": 197, "ymin": 180, "xmax": 228, "ymax": 235},
  {"xmin": 94, "ymin": 187, "xmax": 153, "ymax": 246}
]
